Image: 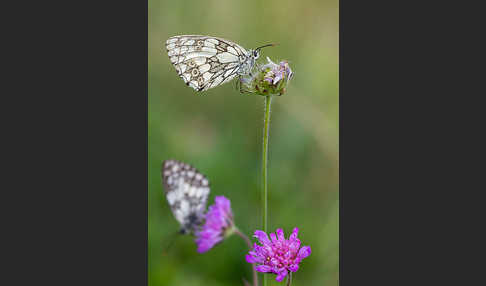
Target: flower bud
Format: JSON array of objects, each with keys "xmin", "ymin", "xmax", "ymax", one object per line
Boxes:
[{"xmin": 240, "ymin": 57, "xmax": 293, "ymax": 96}]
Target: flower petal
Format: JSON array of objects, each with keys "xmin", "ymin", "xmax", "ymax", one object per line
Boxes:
[
  {"xmin": 215, "ymin": 196, "xmax": 231, "ymax": 214},
  {"xmin": 275, "ymin": 270, "xmax": 288, "ymax": 282},
  {"xmin": 289, "ymin": 264, "xmax": 299, "ymax": 272},
  {"xmin": 246, "ymin": 254, "xmax": 257, "ymax": 263},
  {"xmin": 276, "ymin": 228, "xmax": 285, "ymax": 241},
  {"xmin": 255, "ymin": 265, "xmax": 272, "ymax": 273},
  {"xmin": 298, "ymin": 246, "xmax": 311, "ymax": 259},
  {"xmin": 289, "ymin": 227, "xmax": 299, "ymax": 241},
  {"xmin": 194, "ymin": 196, "xmax": 233, "ymax": 253},
  {"xmin": 289, "ymin": 238, "xmax": 301, "ymax": 255},
  {"xmin": 273, "ymin": 72, "xmax": 283, "ymax": 85},
  {"xmin": 270, "ymin": 257, "xmax": 280, "ymax": 267},
  {"xmin": 254, "ymin": 230, "xmax": 271, "ymax": 245},
  {"xmin": 270, "ymin": 232, "xmax": 278, "ymax": 243},
  {"xmin": 254, "ymin": 244, "xmax": 268, "ymax": 257}
]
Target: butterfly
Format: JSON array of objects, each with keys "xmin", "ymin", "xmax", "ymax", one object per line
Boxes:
[
  {"xmin": 161, "ymin": 159, "xmax": 211, "ymax": 234},
  {"xmin": 165, "ymin": 35, "xmax": 275, "ymax": 92}
]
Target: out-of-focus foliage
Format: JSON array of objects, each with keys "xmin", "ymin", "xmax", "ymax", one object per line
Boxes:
[{"xmin": 149, "ymin": 0, "xmax": 338, "ymax": 285}]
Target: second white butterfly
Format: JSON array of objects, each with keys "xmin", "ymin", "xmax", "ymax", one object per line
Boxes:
[{"xmin": 166, "ymin": 35, "xmax": 274, "ymax": 92}]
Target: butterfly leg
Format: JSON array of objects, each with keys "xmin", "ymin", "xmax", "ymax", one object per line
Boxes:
[{"xmin": 236, "ymin": 75, "xmax": 243, "ymax": 93}]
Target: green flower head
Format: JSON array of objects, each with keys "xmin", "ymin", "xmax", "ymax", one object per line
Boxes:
[{"xmin": 239, "ymin": 57, "xmax": 293, "ymax": 96}]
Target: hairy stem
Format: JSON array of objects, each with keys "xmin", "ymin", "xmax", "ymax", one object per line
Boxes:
[
  {"xmin": 234, "ymin": 228, "xmax": 252, "ymax": 249},
  {"xmin": 286, "ymin": 272, "xmax": 292, "ymax": 286},
  {"xmin": 262, "ymin": 95, "xmax": 272, "ymax": 286},
  {"xmin": 235, "ymin": 228, "xmax": 258, "ymax": 286}
]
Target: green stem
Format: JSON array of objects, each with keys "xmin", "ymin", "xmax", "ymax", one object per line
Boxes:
[
  {"xmin": 286, "ymin": 272, "xmax": 292, "ymax": 286},
  {"xmin": 234, "ymin": 228, "xmax": 258, "ymax": 286},
  {"xmin": 262, "ymin": 95, "xmax": 272, "ymax": 286}
]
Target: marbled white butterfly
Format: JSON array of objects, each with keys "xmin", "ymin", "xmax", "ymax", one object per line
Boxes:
[
  {"xmin": 161, "ymin": 159, "xmax": 210, "ymax": 234},
  {"xmin": 166, "ymin": 35, "xmax": 274, "ymax": 92}
]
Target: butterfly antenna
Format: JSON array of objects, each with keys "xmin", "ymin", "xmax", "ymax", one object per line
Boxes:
[{"xmin": 255, "ymin": 43, "xmax": 278, "ymax": 51}]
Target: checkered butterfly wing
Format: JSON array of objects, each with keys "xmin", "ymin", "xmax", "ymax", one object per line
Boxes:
[
  {"xmin": 161, "ymin": 160, "xmax": 210, "ymax": 234},
  {"xmin": 166, "ymin": 35, "xmax": 250, "ymax": 91}
]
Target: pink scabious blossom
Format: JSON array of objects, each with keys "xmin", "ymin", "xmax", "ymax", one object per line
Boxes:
[
  {"xmin": 263, "ymin": 58, "xmax": 293, "ymax": 86},
  {"xmin": 245, "ymin": 227, "xmax": 311, "ymax": 282},
  {"xmin": 239, "ymin": 57, "xmax": 293, "ymax": 96},
  {"xmin": 195, "ymin": 196, "xmax": 234, "ymax": 253}
]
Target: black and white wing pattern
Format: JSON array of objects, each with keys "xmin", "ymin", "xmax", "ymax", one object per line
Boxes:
[
  {"xmin": 165, "ymin": 35, "xmax": 250, "ymax": 92},
  {"xmin": 161, "ymin": 159, "xmax": 210, "ymax": 234}
]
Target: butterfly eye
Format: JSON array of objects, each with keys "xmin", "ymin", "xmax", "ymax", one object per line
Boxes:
[{"xmin": 253, "ymin": 51, "xmax": 259, "ymax": 59}]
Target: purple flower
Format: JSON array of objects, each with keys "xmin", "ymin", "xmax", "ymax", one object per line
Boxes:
[
  {"xmin": 239, "ymin": 57, "xmax": 293, "ymax": 96},
  {"xmin": 245, "ymin": 227, "xmax": 311, "ymax": 282},
  {"xmin": 195, "ymin": 196, "xmax": 234, "ymax": 253},
  {"xmin": 263, "ymin": 58, "xmax": 293, "ymax": 86}
]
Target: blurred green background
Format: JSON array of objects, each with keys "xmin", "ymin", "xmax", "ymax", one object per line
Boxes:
[{"xmin": 148, "ymin": 0, "xmax": 338, "ymax": 285}]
